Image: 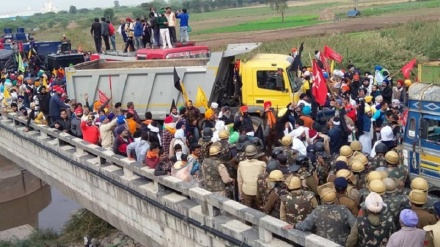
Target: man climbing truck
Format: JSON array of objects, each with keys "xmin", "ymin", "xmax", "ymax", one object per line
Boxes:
[{"xmin": 66, "ymin": 43, "xmax": 304, "ymax": 124}]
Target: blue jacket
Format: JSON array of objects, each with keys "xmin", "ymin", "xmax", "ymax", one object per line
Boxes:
[
  {"xmin": 176, "ymin": 13, "xmax": 189, "ymax": 27},
  {"xmin": 48, "ymin": 94, "xmax": 69, "ymax": 117},
  {"xmin": 328, "ymin": 125, "xmax": 343, "ymax": 154},
  {"xmin": 134, "ymin": 21, "xmax": 143, "ymax": 37}
]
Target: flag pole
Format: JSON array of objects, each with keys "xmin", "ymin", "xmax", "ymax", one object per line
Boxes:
[
  {"xmin": 309, "ymin": 52, "xmax": 335, "ymax": 96},
  {"xmin": 109, "ymin": 75, "xmax": 113, "ymax": 110}
]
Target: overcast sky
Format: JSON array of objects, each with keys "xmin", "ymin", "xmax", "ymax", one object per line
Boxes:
[{"xmin": 1, "ymin": 0, "xmax": 146, "ymax": 14}]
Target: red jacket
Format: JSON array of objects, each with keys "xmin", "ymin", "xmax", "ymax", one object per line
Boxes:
[
  {"xmin": 145, "ymin": 151, "xmax": 160, "ymax": 169},
  {"xmin": 109, "ymin": 23, "xmax": 116, "ymax": 36},
  {"xmin": 81, "ymin": 121, "xmax": 100, "ymax": 145}
]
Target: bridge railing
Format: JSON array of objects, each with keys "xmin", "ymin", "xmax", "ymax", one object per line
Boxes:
[{"xmin": 1, "ymin": 113, "xmax": 341, "ymax": 247}]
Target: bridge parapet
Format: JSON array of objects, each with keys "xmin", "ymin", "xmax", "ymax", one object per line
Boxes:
[{"xmin": 0, "ymin": 113, "xmax": 341, "ymax": 247}]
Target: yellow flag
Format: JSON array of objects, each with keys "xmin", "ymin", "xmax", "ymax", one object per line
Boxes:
[
  {"xmin": 42, "ymin": 76, "xmax": 48, "ymax": 87},
  {"xmin": 180, "ymin": 82, "xmax": 188, "ymax": 103},
  {"xmin": 18, "ymin": 53, "xmax": 25, "ymax": 73},
  {"xmin": 3, "ymin": 87, "xmax": 10, "ymax": 99},
  {"xmin": 330, "ymin": 60, "xmax": 335, "ymax": 73},
  {"xmin": 52, "ymin": 68, "xmax": 57, "ymax": 76},
  {"xmin": 195, "ymin": 86, "xmax": 209, "ymax": 109},
  {"xmin": 28, "ymin": 50, "xmax": 32, "ymax": 59}
]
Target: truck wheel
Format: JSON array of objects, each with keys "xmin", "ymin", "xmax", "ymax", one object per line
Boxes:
[{"xmin": 250, "ymin": 116, "xmax": 264, "ymax": 132}]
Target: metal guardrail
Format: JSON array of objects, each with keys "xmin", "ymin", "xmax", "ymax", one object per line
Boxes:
[{"xmin": 0, "ymin": 113, "xmax": 341, "ymax": 247}]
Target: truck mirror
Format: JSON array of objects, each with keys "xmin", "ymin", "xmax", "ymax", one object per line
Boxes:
[{"xmin": 420, "ymin": 119, "xmax": 428, "ymax": 139}]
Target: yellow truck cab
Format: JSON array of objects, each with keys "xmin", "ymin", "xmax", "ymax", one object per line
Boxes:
[{"xmin": 240, "ymin": 54, "xmax": 302, "ymax": 112}]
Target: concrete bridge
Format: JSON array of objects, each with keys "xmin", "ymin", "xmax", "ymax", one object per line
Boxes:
[{"xmin": 0, "ymin": 113, "xmax": 341, "ymax": 247}]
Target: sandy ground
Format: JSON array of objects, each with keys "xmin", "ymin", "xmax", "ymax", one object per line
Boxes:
[{"xmin": 195, "ymin": 8, "xmax": 440, "ymax": 48}]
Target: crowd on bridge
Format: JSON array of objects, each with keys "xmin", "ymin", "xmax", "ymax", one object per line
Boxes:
[
  {"xmin": 1, "ymin": 51, "xmax": 440, "ymax": 246},
  {"xmin": 90, "ymin": 6, "xmax": 190, "ymax": 53}
]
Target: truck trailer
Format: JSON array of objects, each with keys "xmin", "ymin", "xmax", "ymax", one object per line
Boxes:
[{"xmin": 66, "ymin": 43, "xmax": 304, "ymax": 126}]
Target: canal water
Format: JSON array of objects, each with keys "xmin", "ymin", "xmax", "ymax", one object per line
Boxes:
[{"xmin": 0, "ymin": 155, "xmax": 82, "ymax": 233}]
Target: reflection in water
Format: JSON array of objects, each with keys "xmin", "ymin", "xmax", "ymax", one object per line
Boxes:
[
  {"xmin": 0, "ymin": 185, "xmax": 51, "ymax": 231},
  {"xmin": 0, "ymin": 154, "xmax": 82, "ymax": 233}
]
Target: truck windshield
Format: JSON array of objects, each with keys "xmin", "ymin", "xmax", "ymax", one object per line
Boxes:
[
  {"xmin": 422, "ymin": 117, "xmax": 440, "ymax": 143},
  {"xmin": 287, "ymin": 67, "xmax": 300, "ymax": 92}
]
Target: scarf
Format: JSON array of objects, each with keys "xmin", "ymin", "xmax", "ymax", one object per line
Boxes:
[
  {"xmin": 147, "ymin": 150, "xmax": 158, "ymax": 159},
  {"xmin": 164, "ymin": 124, "xmax": 176, "ymax": 135},
  {"xmin": 266, "ymin": 110, "xmax": 276, "ymax": 129}
]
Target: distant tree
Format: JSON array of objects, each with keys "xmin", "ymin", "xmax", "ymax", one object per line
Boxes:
[
  {"xmin": 132, "ymin": 9, "xmax": 145, "ymax": 19},
  {"xmin": 104, "ymin": 8, "xmax": 114, "ymax": 22},
  {"xmin": 58, "ymin": 10, "xmax": 68, "ymax": 14},
  {"xmin": 140, "ymin": 2, "xmax": 150, "ymax": 11},
  {"xmin": 69, "ymin": 5, "xmax": 78, "ymax": 14},
  {"xmin": 48, "ymin": 20, "xmax": 55, "ymax": 28},
  {"xmin": 114, "ymin": 0, "xmax": 120, "ymax": 8},
  {"xmin": 78, "ymin": 8, "xmax": 89, "ymax": 14},
  {"xmin": 266, "ymin": 0, "xmax": 288, "ymax": 22},
  {"xmin": 94, "ymin": 7, "xmax": 102, "ymax": 12},
  {"xmin": 33, "ymin": 12, "xmax": 43, "ymax": 16}
]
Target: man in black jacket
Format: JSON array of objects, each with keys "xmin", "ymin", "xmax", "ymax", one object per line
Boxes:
[
  {"xmin": 101, "ymin": 17, "xmax": 110, "ymax": 51},
  {"xmin": 90, "ymin": 18, "xmax": 102, "ymax": 53}
]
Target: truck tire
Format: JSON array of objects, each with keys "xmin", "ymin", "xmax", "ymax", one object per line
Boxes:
[{"xmin": 251, "ymin": 116, "xmax": 264, "ymax": 132}]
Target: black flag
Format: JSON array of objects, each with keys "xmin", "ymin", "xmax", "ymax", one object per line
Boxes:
[
  {"xmin": 173, "ymin": 67, "xmax": 182, "ymax": 92},
  {"xmin": 254, "ymin": 124, "xmax": 265, "ymax": 149},
  {"xmin": 291, "ymin": 42, "xmax": 304, "ymax": 73},
  {"xmin": 170, "ymin": 99, "xmax": 176, "ymax": 112}
]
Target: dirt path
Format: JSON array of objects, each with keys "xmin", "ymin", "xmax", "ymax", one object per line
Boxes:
[{"xmin": 196, "ymin": 8, "xmax": 440, "ymax": 48}]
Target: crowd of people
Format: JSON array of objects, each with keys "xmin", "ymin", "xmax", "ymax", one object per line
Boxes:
[
  {"xmin": 0, "ymin": 54, "xmax": 439, "ymax": 246},
  {"xmin": 91, "ymin": 7, "xmax": 190, "ymax": 53}
]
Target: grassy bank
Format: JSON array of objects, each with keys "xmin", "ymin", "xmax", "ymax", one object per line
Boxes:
[
  {"xmin": 244, "ymin": 20, "xmax": 440, "ymax": 77},
  {"xmin": 0, "ymin": 209, "xmax": 116, "ymax": 247}
]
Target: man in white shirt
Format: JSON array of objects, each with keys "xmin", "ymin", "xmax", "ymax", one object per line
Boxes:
[{"xmin": 165, "ymin": 7, "xmax": 177, "ymax": 45}]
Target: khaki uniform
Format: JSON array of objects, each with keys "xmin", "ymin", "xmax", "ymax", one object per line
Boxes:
[
  {"xmin": 256, "ymin": 173, "xmax": 273, "ymax": 210},
  {"xmin": 336, "ymin": 193, "xmax": 359, "ymax": 217},
  {"xmin": 424, "ymin": 221, "xmax": 440, "ymax": 247},
  {"xmin": 412, "ymin": 207, "xmax": 437, "ymax": 229},
  {"xmin": 237, "ymin": 159, "xmax": 265, "ymax": 209},
  {"xmin": 347, "ymin": 185, "xmax": 361, "ymax": 206}
]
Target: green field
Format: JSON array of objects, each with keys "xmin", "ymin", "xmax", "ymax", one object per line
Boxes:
[
  {"xmin": 240, "ymin": 20, "xmax": 440, "ymax": 79},
  {"xmin": 194, "ymin": 15, "xmax": 321, "ymax": 34}
]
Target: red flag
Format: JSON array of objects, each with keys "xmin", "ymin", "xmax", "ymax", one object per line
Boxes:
[
  {"xmin": 323, "ymin": 45, "xmax": 343, "ymax": 63},
  {"xmin": 401, "ymin": 59, "xmax": 416, "ymax": 79},
  {"xmin": 98, "ymin": 89, "xmax": 109, "ymax": 104},
  {"xmin": 312, "ymin": 59, "xmax": 328, "ymax": 106},
  {"xmin": 319, "ymin": 51, "xmax": 330, "ymax": 72},
  {"xmin": 400, "ymin": 108, "xmax": 408, "ymax": 127}
]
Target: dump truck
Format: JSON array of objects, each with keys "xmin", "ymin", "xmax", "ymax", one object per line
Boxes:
[
  {"xmin": 403, "ymin": 61, "xmax": 440, "ymax": 196},
  {"xmin": 66, "ymin": 43, "xmax": 304, "ymax": 126}
]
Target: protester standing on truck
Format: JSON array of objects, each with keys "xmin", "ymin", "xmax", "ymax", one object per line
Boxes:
[
  {"xmin": 165, "ymin": 7, "xmax": 177, "ymax": 45},
  {"xmin": 158, "ymin": 9, "xmax": 172, "ymax": 49},
  {"xmin": 176, "ymin": 9, "xmax": 190, "ymax": 42},
  {"xmin": 90, "ymin": 18, "xmax": 102, "ymax": 53},
  {"xmin": 107, "ymin": 20, "xmax": 116, "ymax": 51},
  {"xmin": 149, "ymin": 12, "xmax": 160, "ymax": 48},
  {"xmin": 123, "ymin": 18, "xmax": 135, "ymax": 53},
  {"xmin": 101, "ymin": 17, "xmax": 110, "ymax": 51},
  {"xmin": 133, "ymin": 18, "xmax": 143, "ymax": 50}
]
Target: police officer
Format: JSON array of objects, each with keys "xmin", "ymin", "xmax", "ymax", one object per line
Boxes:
[
  {"xmin": 371, "ymin": 142, "xmax": 388, "ymax": 169},
  {"xmin": 346, "ymin": 192, "xmax": 395, "ymax": 247},
  {"xmin": 279, "ymin": 136, "xmax": 299, "ymax": 165},
  {"xmin": 340, "ymin": 145, "xmax": 354, "ymax": 163},
  {"xmin": 350, "ymin": 140, "xmax": 363, "ymax": 154},
  {"xmin": 198, "ymin": 127, "xmax": 213, "ymax": 165},
  {"xmin": 256, "ymin": 160, "xmax": 278, "ymax": 211},
  {"xmin": 327, "ymin": 157, "xmax": 349, "ymax": 183},
  {"xmin": 385, "ymin": 150, "xmax": 407, "ymax": 192},
  {"xmin": 334, "ymin": 177, "xmax": 359, "ymax": 216},
  {"xmin": 351, "ymin": 160, "xmax": 367, "ymax": 190},
  {"xmin": 315, "ymin": 142, "xmax": 330, "ymax": 185},
  {"xmin": 336, "ymin": 169, "xmax": 361, "ymax": 205},
  {"xmin": 296, "ymin": 155, "xmax": 319, "ymax": 195},
  {"xmin": 280, "ymin": 175, "xmax": 317, "ymax": 224},
  {"xmin": 263, "ymin": 170, "xmax": 287, "ymax": 218},
  {"xmin": 359, "ymin": 171, "xmax": 383, "ymax": 203},
  {"xmin": 407, "ymin": 189, "xmax": 436, "ymax": 229},
  {"xmin": 286, "ymin": 184, "xmax": 356, "ymax": 246},
  {"xmin": 276, "ymin": 154, "xmax": 289, "ymax": 175},
  {"xmin": 382, "ymin": 177, "xmax": 405, "ymax": 226},
  {"xmin": 201, "ymin": 145, "xmax": 234, "ymax": 196},
  {"xmin": 237, "ymin": 144, "xmax": 266, "ymax": 209}
]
